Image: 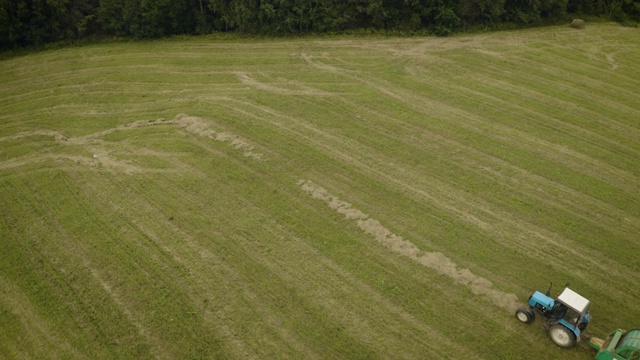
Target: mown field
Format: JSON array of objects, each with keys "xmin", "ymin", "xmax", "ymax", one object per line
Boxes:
[{"xmin": 1, "ymin": 22, "xmax": 639, "ymax": 359}]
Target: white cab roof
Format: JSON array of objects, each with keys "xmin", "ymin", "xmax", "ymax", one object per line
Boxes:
[{"xmin": 557, "ymin": 287, "xmax": 590, "ymax": 313}]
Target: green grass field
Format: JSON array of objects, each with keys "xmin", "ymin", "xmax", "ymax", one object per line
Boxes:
[{"xmin": 1, "ymin": 22, "xmax": 639, "ymax": 359}]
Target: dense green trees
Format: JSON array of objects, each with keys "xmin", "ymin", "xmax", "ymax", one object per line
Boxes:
[
  {"xmin": 1, "ymin": 0, "xmax": 638, "ymax": 50},
  {"xmin": 97, "ymin": 0, "xmax": 200, "ymax": 37}
]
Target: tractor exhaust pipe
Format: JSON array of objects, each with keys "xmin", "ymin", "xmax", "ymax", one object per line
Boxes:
[{"xmin": 545, "ymin": 282, "xmax": 552, "ymax": 296}]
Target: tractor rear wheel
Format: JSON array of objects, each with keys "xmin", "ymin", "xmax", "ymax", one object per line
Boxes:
[
  {"xmin": 515, "ymin": 307, "xmax": 535, "ymax": 324},
  {"xmin": 548, "ymin": 324, "xmax": 576, "ymax": 348}
]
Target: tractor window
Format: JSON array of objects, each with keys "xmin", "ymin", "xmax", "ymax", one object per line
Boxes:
[
  {"xmin": 561, "ymin": 308, "xmax": 581, "ymax": 326},
  {"xmin": 550, "ymin": 303, "xmax": 568, "ymax": 319}
]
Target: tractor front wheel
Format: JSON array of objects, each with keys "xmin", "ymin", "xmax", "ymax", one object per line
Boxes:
[
  {"xmin": 548, "ymin": 324, "xmax": 576, "ymax": 348},
  {"xmin": 515, "ymin": 307, "xmax": 535, "ymax": 324}
]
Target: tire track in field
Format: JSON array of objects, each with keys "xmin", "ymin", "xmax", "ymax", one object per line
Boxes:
[
  {"xmin": 79, "ymin": 109, "xmax": 528, "ymax": 317},
  {"xmin": 221, "ymin": 96, "xmax": 605, "ymax": 291},
  {"xmin": 301, "ymin": 49, "xmax": 640, "ymax": 251},
  {"xmin": 2, "ymin": 174, "xmax": 172, "ymax": 359},
  {"xmin": 148, "ymin": 147, "xmax": 488, "ymax": 358},
  {"xmin": 341, "ymin": 87, "xmax": 640, "ymax": 246},
  {"xmin": 132, "ymin": 220, "xmax": 313, "ymax": 359},
  {"xmin": 303, "ymin": 50, "xmax": 640, "ymax": 195},
  {"xmin": 79, "ymin": 170, "xmax": 311, "ymax": 359},
  {"xmin": 403, "ymin": 63, "xmax": 640, "ymax": 197},
  {"xmin": 298, "ymin": 179, "xmax": 520, "ymax": 312},
  {"xmin": 81, "ymin": 124, "xmax": 476, "ymax": 357},
  {"xmin": 299, "ymin": 51, "xmax": 640, "ymax": 304},
  {"xmin": 72, "ymin": 174, "xmax": 230, "ymax": 358},
  {"xmin": 85, "ymin": 265, "xmax": 169, "ymax": 360},
  {"xmin": 230, "ymin": 224, "xmax": 485, "ymax": 358},
  {"xmin": 435, "ymin": 56, "xmax": 640, "ymax": 150},
  {"xmin": 312, "ymin": 93, "xmax": 640, "ymax": 296},
  {"xmin": 220, "ymin": 91, "xmax": 640, "ymax": 308},
  {"xmin": 477, "ymin": 46, "xmax": 640, "ymax": 133},
  {"xmin": 0, "ymin": 276, "xmax": 82, "ymax": 358}
]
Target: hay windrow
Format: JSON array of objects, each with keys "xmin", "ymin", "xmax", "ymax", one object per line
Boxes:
[
  {"xmin": 298, "ymin": 179, "xmax": 520, "ymax": 312},
  {"xmin": 235, "ymin": 71, "xmax": 330, "ymax": 96},
  {"xmin": 0, "ymin": 114, "xmax": 264, "ymax": 174},
  {"xmin": 173, "ymin": 114, "xmax": 264, "ymax": 160}
]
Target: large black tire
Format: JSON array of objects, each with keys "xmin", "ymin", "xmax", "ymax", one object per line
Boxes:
[
  {"xmin": 548, "ymin": 324, "xmax": 577, "ymax": 348},
  {"xmin": 515, "ymin": 307, "xmax": 535, "ymax": 324}
]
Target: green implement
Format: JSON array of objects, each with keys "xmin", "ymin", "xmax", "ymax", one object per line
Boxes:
[{"xmin": 586, "ymin": 328, "xmax": 640, "ymax": 360}]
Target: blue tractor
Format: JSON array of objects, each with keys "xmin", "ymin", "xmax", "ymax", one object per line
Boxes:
[{"xmin": 516, "ymin": 284, "xmax": 592, "ymax": 348}]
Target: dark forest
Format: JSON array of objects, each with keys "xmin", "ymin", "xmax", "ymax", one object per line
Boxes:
[{"xmin": 1, "ymin": 0, "xmax": 639, "ymax": 50}]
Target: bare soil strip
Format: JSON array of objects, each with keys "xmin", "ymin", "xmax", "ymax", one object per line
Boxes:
[{"xmin": 298, "ymin": 180, "xmax": 520, "ymax": 312}]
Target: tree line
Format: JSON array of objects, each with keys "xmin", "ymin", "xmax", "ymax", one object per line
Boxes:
[{"xmin": 1, "ymin": 0, "xmax": 638, "ymax": 51}]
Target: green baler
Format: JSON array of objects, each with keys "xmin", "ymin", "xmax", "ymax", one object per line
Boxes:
[{"xmin": 586, "ymin": 328, "xmax": 640, "ymax": 360}]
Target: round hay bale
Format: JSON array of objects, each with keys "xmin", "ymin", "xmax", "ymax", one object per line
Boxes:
[{"xmin": 570, "ymin": 19, "xmax": 585, "ymax": 29}]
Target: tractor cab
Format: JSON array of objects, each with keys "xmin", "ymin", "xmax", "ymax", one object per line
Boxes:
[
  {"xmin": 553, "ymin": 287, "xmax": 591, "ymax": 331},
  {"xmin": 516, "ymin": 285, "xmax": 592, "ymax": 348}
]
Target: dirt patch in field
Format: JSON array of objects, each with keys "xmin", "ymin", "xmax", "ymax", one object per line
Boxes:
[{"xmin": 298, "ymin": 179, "xmax": 520, "ymax": 312}]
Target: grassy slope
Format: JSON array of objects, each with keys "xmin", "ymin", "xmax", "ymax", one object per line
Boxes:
[{"xmin": 1, "ymin": 23, "xmax": 639, "ymax": 359}]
